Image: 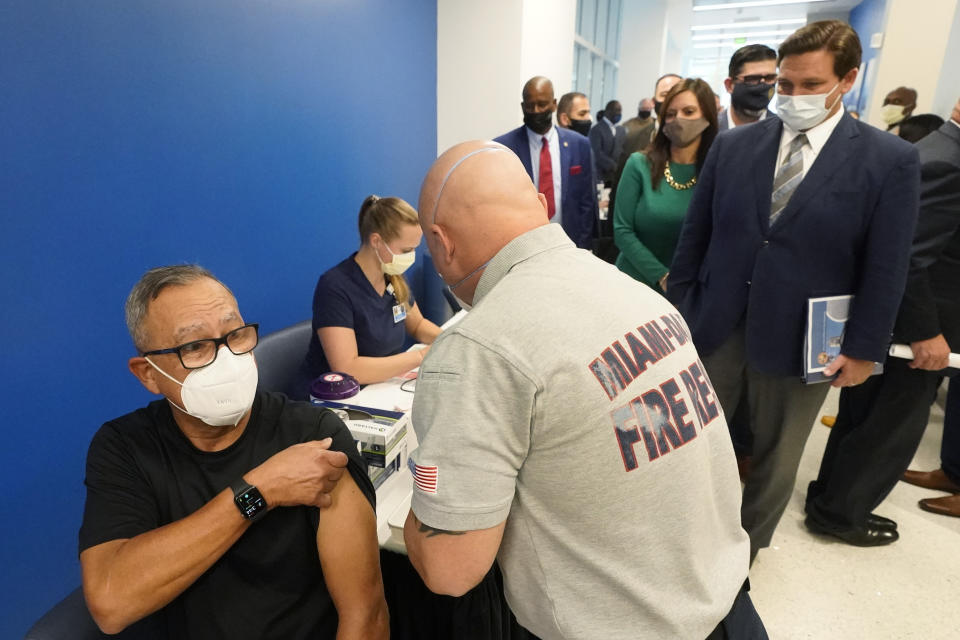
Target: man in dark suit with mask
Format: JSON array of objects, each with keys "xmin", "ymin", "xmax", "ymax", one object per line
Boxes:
[
  {"xmin": 667, "ymin": 21, "xmax": 920, "ymax": 561},
  {"xmin": 495, "ymin": 76, "xmax": 598, "ymax": 250},
  {"xmin": 807, "ymin": 98, "xmax": 960, "ymax": 531},
  {"xmin": 589, "ymin": 100, "xmax": 627, "ymax": 185},
  {"xmin": 719, "ymin": 44, "xmax": 778, "ymax": 131}
]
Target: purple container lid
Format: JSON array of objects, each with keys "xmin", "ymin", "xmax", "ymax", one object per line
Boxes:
[{"xmin": 310, "ymin": 372, "xmax": 360, "ymax": 400}]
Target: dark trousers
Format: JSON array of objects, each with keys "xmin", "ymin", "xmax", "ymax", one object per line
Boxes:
[
  {"xmin": 705, "ymin": 582, "xmax": 768, "ymax": 640},
  {"xmin": 942, "ymin": 378, "xmax": 960, "ymax": 484},
  {"xmin": 807, "ymin": 356, "xmax": 946, "ymax": 527}
]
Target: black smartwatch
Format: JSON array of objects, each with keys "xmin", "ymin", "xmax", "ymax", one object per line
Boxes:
[{"xmin": 231, "ymin": 478, "xmax": 268, "ymax": 521}]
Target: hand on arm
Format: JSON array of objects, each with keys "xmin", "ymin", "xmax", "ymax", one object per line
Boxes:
[
  {"xmin": 81, "ymin": 439, "xmax": 348, "ymax": 634},
  {"xmin": 319, "ymin": 326, "xmax": 423, "ymax": 384},
  {"xmin": 403, "ymin": 511, "xmax": 506, "ymax": 597},
  {"xmin": 317, "ymin": 473, "xmax": 388, "ymax": 640}
]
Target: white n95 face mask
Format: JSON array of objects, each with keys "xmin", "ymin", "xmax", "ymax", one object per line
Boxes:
[
  {"xmin": 379, "ymin": 244, "xmax": 416, "ymax": 276},
  {"xmin": 776, "ymin": 83, "xmax": 842, "ymax": 132},
  {"xmin": 146, "ymin": 347, "xmax": 258, "ymax": 426}
]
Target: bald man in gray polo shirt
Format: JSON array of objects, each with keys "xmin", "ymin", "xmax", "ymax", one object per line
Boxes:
[{"xmin": 403, "ymin": 141, "xmax": 766, "ymax": 640}]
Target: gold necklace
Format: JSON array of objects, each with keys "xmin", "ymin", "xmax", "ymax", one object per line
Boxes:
[{"xmin": 664, "ymin": 161, "xmax": 697, "ymax": 190}]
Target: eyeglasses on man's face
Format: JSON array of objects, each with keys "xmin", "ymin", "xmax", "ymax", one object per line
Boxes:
[
  {"xmin": 141, "ymin": 323, "xmax": 259, "ymax": 370},
  {"xmin": 736, "ymin": 74, "xmax": 778, "ymax": 86}
]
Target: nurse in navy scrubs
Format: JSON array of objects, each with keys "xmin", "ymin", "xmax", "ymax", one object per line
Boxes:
[{"xmin": 299, "ymin": 195, "xmax": 441, "ymax": 397}]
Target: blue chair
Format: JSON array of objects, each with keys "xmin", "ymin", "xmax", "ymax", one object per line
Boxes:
[
  {"xmin": 254, "ymin": 320, "xmax": 312, "ymax": 397},
  {"xmin": 25, "ymin": 587, "xmax": 156, "ymax": 639}
]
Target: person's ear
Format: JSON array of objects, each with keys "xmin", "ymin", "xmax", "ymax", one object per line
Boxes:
[
  {"xmin": 839, "ymin": 67, "xmax": 858, "ymax": 94},
  {"xmin": 129, "ymin": 356, "xmax": 161, "ymax": 395},
  {"xmin": 724, "ymin": 77, "xmax": 734, "ymax": 94},
  {"xmin": 428, "ymin": 224, "xmax": 455, "ymax": 269},
  {"xmin": 536, "ymin": 192, "xmax": 549, "ymax": 220},
  {"xmin": 558, "ymin": 112, "xmax": 571, "ymax": 127}
]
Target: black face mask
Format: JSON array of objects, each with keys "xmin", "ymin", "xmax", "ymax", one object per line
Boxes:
[
  {"xmin": 523, "ymin": 110, "xmax": 554, "ymax": 135},
  {"xmin": 638, "ymin": 110, "xmax": 652, "ymax": 120},
  {"xmin": 731, "ymin": 82, "xmax": 775, "ymax": 118},
  {"xmin": 569, "ymin": 118, "xmax": 592, "ymax": 137}
]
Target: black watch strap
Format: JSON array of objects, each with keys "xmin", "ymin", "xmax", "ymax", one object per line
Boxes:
[{"xmin": 230, "ymin": 478, "xmax": 268, "ymax": 521}]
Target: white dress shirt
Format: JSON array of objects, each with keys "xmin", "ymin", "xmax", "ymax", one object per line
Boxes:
[
  {"xmin": 526, "ymin": 124, "xmax": 563, "ymax": 225},
  {"xmin": 776, "ymin": 105, "xmax": 846, "ymax": 182},
  {"xmin": 603, "ymin": 116, "xmax": 618, "ymax": 135}
]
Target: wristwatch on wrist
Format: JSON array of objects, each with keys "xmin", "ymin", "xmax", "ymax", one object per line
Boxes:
[{"xmin": 230, "ymin": 478, "xmax": 268, "ymax": 521}]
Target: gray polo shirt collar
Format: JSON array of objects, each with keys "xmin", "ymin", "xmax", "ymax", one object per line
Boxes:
[{"xmin": 473, "ymin": 224, "xmax": 574, "ymax": 304}]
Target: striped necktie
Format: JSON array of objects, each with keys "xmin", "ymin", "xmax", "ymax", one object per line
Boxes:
[{"xmin": 770, "ymin": 133, "xmax": 808, "ymax": 225}]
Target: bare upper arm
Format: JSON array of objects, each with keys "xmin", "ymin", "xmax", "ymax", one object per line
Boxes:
[{"xmin": 315, "ymin": 472, "xmax": 385, "ymax": 626}]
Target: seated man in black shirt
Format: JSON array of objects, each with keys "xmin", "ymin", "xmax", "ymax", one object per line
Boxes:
[{"xmin": 79, "ymin": 264, "xmax": 388, "ymax": 639}]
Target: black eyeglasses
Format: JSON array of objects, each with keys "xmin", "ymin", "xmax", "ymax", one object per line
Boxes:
[
  {"xmin": 141, "ymin": 323, "xmax": 259, "ymax": 370},
  {"xmin": 737, "ymin": 73, "xmax": 778, "ymax": 86}
]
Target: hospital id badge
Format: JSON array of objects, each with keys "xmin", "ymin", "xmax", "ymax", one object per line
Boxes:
[{"xmin": 392, "ymin": 304, "xmax": 407, "ymax": 323}]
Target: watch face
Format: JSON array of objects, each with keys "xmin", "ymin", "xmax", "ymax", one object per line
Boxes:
[{"xmin": 235, "ymin": 486, "xmax": 267, "ymax": 520}]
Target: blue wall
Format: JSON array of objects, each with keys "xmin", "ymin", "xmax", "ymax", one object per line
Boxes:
[
  {"xmin": 846, "ymin": 0, "xmax": 889, "ymax": 114},
  {"xmin": 0, "ymin": 1, "xmax": 437, "ymax": 635}
]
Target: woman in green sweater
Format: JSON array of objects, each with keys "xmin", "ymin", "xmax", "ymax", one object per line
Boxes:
[{"xmin": 613, "ymin": 78, "xmax": 719, "ymax": 292}]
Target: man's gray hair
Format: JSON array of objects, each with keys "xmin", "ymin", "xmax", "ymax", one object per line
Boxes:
[{"xmin": 125, "ymin": 264, "xmax": 232, "ymax": 351}]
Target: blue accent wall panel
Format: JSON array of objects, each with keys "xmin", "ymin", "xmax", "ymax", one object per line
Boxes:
[
  {"xmin": 0, "ymin": 1, "xmax": 437, "ymax": 634},
  {"xmin": 846, "ymin": 0, "xmax": 888, "ymax": 113}
]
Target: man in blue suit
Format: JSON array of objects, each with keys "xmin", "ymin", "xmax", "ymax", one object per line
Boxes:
[
  {"xmin": 495, "ymin": 76, "xmax": 598, "ymax": 250},
  {"xmin": 667, "ymin": 21, "xmax": 920, "ymax": 561}
]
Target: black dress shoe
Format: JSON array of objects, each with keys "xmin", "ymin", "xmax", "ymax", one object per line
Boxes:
[
  {"xmin": 804, "ymin": 515, "xmax": 899, "ymax": 547},
  {"xmin": 866, "ymin": 513, "xmax": 897, "ymax": 531}
]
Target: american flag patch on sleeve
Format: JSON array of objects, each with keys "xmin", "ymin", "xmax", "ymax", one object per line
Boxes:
[{"xmin": 408, "ymin": 458, "xmax": 439, "ymax": 494}]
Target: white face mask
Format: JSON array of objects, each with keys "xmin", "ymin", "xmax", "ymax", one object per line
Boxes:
[
  {"xmin": 146, "ymin": 347, "xmax": 258, "ymax": 426},
  {"xmin": 377, "ymin": 242, "xmax": 416, "ymax": 276},
  {"xmin": 776, "ymin": 83, "xmax": 842, "ymax": 132},
  {"xmin": 880, "ymin": 104, "xmax": 907, "ymax": 126}
]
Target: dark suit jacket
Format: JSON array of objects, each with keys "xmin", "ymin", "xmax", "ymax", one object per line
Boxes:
[
  {"xmin": 893, "ymin": 121, "xmax": 960, "ymax": 349},
  {"xmin": 588, "ymin": 120, "xmax": 626, "ymax": 183},
  {"xmin": 667, "ymin": 113, "xmax": 921, "ymax": 376},
  {"xmin": 494, "ymin": 125, "xmax": 598, "ymax": 249},
  {"xmin": 718, "ymin": 109, "xmax": 776, "ymax": 131}
]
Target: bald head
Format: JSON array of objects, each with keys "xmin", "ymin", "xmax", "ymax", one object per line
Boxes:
[
  {"xmin": 418, "ymin": 140, "xmax": 549, "ymax": 304},
  {"xmin": 522, "ymin": 76, "xmax": 554, "ymax": 103}
]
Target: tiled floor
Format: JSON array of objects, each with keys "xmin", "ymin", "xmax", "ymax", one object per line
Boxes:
[{"xmin": 749, "ymin": 385, "xmax": 960, "ymax": 639}]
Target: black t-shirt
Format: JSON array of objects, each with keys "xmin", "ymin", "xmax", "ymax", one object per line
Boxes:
[{"xmin": 79, "ymin": 391, "xmax": 375, "ymax": 640}]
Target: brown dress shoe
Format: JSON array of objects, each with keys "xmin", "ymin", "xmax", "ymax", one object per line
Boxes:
[
  {"xmin": 919, "ymin": 494, "xmax": 960, "ymax": 518},
  {"xmin": 901, "ymin": 468, "xmax": 960, "ymax": 493}
]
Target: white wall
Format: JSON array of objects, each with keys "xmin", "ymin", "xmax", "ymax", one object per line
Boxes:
[
  {"xmin": 865, "ymin": 0, "xmax": 959, "ymax": 125},
  {"xmin": 932, "ymin": 0, "xmax": 960, "ymax": 118},
  {"xmin": 436, "ymin": 0, "xmax": 579, "ymax": 155},
  {"xmin": 660, "ymin": 0, "xmax": 693, "ymax": 82},
  {"xmin": 437, "ymin": 0, "xmax": 523, "ymax": 154},
  {"xmin": 520, "ymin": 0, "xmax": 578, "ymax": 97},
  {"xmin": 618, "ymin": 0, "xmax": 669, "ymax": 117}
]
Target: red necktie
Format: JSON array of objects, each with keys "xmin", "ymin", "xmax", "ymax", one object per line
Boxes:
[{"xmin": 539, "ymin": 136, "xmax": 556, "ymax": 219}]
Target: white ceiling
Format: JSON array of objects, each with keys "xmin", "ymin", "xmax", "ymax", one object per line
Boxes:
[{"xmin": 686, "ymin": 0, "xmax": 865, "ymax": 91}]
